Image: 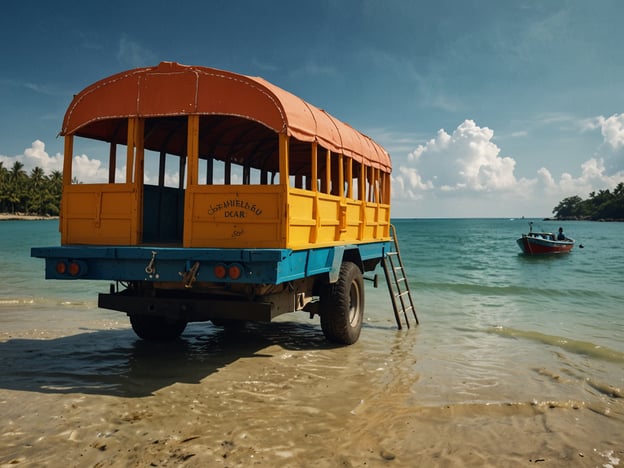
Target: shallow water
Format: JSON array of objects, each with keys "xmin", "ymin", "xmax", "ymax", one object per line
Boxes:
[{"xmin": 1, "ymin": 218, "xmax": 623, "ymax": 466}]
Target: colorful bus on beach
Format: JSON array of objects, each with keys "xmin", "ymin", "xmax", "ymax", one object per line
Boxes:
[{"xmin": 32, "ymin": 62, "xmax": 416, "ymax": 344}]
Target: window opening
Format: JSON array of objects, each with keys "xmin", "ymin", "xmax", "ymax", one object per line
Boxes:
[{"xmin": 70, "ymin": 136, "xmax": 127, "ymax": 184}]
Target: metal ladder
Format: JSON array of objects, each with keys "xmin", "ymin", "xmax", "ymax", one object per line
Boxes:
[{"xmin": 382, "ymin": 224, "xmax": 419, "ymax": 329}]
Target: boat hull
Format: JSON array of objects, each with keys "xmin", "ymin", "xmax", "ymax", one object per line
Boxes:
[{"xmin": 517, "ymin": 235, "xmax": 574, "ymax": 255}]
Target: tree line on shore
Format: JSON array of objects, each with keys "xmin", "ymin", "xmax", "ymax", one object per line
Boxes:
[
  {"xmin": 0, "ymin": 161, "xmax": 62, "ymax": 216},
  {"xmin": 2, "ymin": 159, "xmax": 623, "ymax": 220},
  {"xmin": 552, "ymin": 182, "xmax": 624, "ymax": 221}
]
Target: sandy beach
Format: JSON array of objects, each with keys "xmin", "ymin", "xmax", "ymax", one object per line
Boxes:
[
  {"xmin": 0, "ymin": 213, "xmax": 59, "ymax": 221},
  {"xmin": 1, "ymin": 311, "xmax": 622, "ymax": 468}
]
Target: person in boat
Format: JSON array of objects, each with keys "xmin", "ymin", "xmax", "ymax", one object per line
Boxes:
[{"xmin": 557, "ymin": 227, "xmax": 566, "ymax": 240}]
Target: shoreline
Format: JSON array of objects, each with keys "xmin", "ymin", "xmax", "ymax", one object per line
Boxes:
[{"xmin": 0, "ymin": 213, "xmax": 59, "ymax": 221}]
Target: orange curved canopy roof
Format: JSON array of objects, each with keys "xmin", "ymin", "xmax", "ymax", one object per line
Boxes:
[{"xmin": 62, "ymin": 62, "xmax": 391, "ymax": 171}]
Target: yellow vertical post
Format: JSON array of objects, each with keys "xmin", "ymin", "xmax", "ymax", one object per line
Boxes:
[
  {"xmin": 126, "ymin": 118, "xmax": 136, "ymax": 184},
  {"xmin": 134, "ymin": 118, "xmax": 145, "ymax": 189},
  {"xmin": 279, "ymin": 133, "xmax": 289, "ymax": 187},
  {"xmin": 187, "ymin": 115, "xmax": 199, "ymax": 186},
  {"xmin": 183, "ymin": 115, "xmax": 200, "ymax": 247},
  {"xmin": 338, "ymin": 153, "xmax": 344, "ymax": 198},
  {"xmin": 279, "ymin": 133, "xmax": 290, "ymax": 247},
  {"xmin": 311, "ymin": 142, "xmax": 318, "ymax": 192},
  {"xmin": 358, "ymin": 163, "xmax": 366, "ymax": 240},
  {"xmin": 324, "ymin": 149, "xmax": 331, "ymax": 194},
  {"xmin": 60, "ymin": 135, "xmax": 73, "ymax": 242},
  {"xmin": 338, "ymin": 153, "xmax": 346, "ymax": 234},
  {"xmin": 345, "ymin": 157, "xmax": 352, "ymax": 198},
  {"xmin": 373, "ymin": 167, "xmax": 380, "ymax": 237},
  {"xmin": 360, "ymin": 164, "xmax": 367, "ymax": 202},
  {"xmin": 345, "ymin": 157, "xmax": 353, "ymax": 236},
  {"xmin": 382, "ymin": 171, "xmax": 391, "ymax": 237},
  {"xmin": 133, "ymin": 118, "xmax": 145, "ymax": 244},
  {"xmin": 311, "ymin": 142, "xmax": 319, "ymax": 243},
  {"xmin": 62, "ymin": 135, "xmax": 73, "ymax": 187}
]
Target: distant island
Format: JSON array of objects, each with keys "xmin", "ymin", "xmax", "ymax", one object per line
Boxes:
[{"xmin": 549, "ymin": 182, "xmax": 624, "ymax": 221}]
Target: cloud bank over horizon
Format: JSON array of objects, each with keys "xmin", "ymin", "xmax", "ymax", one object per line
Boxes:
[{"xmin": 391, "ymin": 115, "xmax": 624, "ymax": 216}]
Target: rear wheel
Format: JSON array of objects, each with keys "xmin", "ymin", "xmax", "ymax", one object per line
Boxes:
[
  {"xmin": 129, "ymin": 314, "xmax": 187, "ymax": 341},
  {"xmin": 320, "ymin": 262, "xmax": 364, "ymax": 345}
]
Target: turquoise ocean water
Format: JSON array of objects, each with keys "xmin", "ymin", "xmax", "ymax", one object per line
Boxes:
[{"xmin": 1, "ymin": 218, "xmax": 623, "ymax": 409}]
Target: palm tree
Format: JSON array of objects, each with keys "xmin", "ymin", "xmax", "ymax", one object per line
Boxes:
[
  {"xmin": 27, "ymin": 166, "xmax": 47, "ymax": 215},
  {"xmin": 38, "ymin": 169, "xmax": 64, "ymax": 216},
  {"xmin": 0, "ymin": 161, "xmax": 8, "ymax": 212},
  {"xmin": 9, "ymin": 160, "xmax": 26, "ymax": 181},
  {"xmin": 0, "ymin": 163, "xmax": 64, "ymax": 215},
  {"xmin": 7, "ymin": 161, "xmax": 27, "ymax": 213}
]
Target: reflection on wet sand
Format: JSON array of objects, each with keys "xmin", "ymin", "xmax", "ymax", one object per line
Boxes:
[
  {"xmin": 0, "ymin": 321, "xmax": 340, "ymax": 397},
  {"xmin": 1, "ymin": 318, "xmax": 623, "ymax": 467}
]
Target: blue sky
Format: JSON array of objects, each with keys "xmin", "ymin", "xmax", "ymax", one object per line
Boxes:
[{"xmin": 1, "ymin": 0, "xmax": 623, "ymax": 218}]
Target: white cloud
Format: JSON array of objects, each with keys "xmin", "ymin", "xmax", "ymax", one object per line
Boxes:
[
  {"xmin": 23, "ymin": 140, "xmax": 63, "ymax": 173},
  {"xmin": 72, "ymin": 154, "xmax": 108, "ymax": 182},
  {"xmin": 392, "ymin": 119, "xmax": 624, "ymax": 217},
  {"xmin": 401, "ymin": 120, "xmax": 517, "ymax": 193},
  {"xmin": 1, "ymin": 140, "xmax": 63, "ymax": 174},
  {"xmin": 595, "ymin": 113, "xmax": 624, "ymax": 149},
  {"xmin": 581, "ymin": 113, "xmax": 624, "ymax": 173},
  {"xmin": 0, "ymin": 140, "xmax": 117, "ymax": 183}
]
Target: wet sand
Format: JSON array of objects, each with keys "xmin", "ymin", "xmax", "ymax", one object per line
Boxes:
[{"xmin": 1, "ymin": 311, "xmax": 622, "ymax": 467}]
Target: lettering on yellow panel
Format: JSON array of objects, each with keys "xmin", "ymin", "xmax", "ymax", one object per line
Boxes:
[{"xmin": 207, "ymin": 199, "xmax": 264, "ymax": 217}]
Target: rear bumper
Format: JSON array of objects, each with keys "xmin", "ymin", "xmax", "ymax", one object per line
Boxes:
[
  {"xmin": 31, "ymin": 242, "xmax": 392, "ymax": 284},
  {"xmin": 98, "ymin": 290, "xmax": 276, "ymax": 321}
]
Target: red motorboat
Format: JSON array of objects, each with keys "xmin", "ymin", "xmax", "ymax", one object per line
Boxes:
[{"xmin": 517, "ymin": 222, "xmax": 574, "ymax": 255}]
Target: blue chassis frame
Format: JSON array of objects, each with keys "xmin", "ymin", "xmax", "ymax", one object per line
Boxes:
[{"xmin": 31, "ymin": 241, "xmax": 394, "ymax": 285}]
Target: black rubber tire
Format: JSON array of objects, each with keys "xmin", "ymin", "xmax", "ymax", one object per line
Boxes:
[
  {"xmin": 129, "ymin": 314, "xmax": 187, "ymax": 341},
  {"xmin": 320, "ymin": 261, "xmax": 364, "ymax": 345}
]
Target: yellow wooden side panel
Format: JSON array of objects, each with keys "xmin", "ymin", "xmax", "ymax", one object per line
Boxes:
[
  {"xmin": 184, "ymin": 185, "xmax": 286, "ymax": 248},
  {"xmin": 287, "ymin": 192, "xmax": 389, "ymax": 248},
  {"xmin": 288, "ymin": 189, "xmax": 316, "ymax": 249},
  {"xmin": 61, "ymin": 184, "xmax": 137, "ymax": 245},
  {"xmin": 362, "ymin": 203, "xmax": 391, "ymax": 240},
  {"xmin": 378, "ymin": 204, "xmax": 391, "ymax": 238},
  {"xmin": 343, "ymin": 199, "xmax": 362, "ymax": 240},
  {"xmin": 315, "ymin": 193, "xmax": 340, "ymax": 244},
  {"xmin": 362, "ymin": 204, "xmax": 377, "ymax": 239}
]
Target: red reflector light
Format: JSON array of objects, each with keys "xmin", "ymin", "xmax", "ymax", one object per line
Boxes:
[
  {"xmin": 228, "ymin": 264, "xmax": 242, "ymax": 280},
  {"xmin": 214, "ymin": 264, "xmax": 226, "ymax": 279},
  {"xmin": 55, "ymin": 261, "xmax": 67, "ymax": 274},
  {"xmin": 68, "ymin": 262, "xmax": 81, "ymax": 276}
]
